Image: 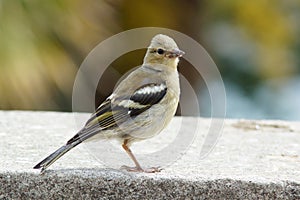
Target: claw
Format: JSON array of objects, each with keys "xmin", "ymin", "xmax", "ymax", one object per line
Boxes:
[
  {"xmin": 143, "ymin": 166, "xmax": 162, "ymax": 173},
  {"xmin": 121, "ymin": 165, "xmax": 162, "ymax": 173}
]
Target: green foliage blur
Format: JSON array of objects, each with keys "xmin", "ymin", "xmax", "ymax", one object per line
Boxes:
[{"xmin": 0, "ymin": 0, "xmax": 299, "ymax": 119}]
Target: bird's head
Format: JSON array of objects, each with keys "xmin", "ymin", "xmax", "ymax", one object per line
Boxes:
[{"xmin": 143, "ymin": 34, "xmax": 185, "ymax": 69}]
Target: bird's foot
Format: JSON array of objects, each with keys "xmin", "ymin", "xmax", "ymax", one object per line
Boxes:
[
  {"xmin": 143, "ymin": 166, "xmax": 162, "ymax": 173},
  {"xmin": 121, "ymin": 165, "xmax": 162, "ymax": 173}
]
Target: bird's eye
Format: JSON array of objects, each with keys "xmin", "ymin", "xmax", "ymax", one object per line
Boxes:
[{"xmin": 157, "ymin": 48, "xmax": 165, "ymax": 55}]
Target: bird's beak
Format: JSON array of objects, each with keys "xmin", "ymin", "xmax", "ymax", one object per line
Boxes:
[{"xmin": 168, "ymin": 48, "xmax": 185, "ymax": 58}]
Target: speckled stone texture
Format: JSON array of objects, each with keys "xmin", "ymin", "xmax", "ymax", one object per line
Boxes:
[{"xmin": 0, "ymin": 111, "xmax": 299, "ymax": 199}]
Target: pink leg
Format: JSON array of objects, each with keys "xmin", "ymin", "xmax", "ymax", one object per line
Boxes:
[{"xmin": 121, "ymin": 139, "xmax": 161, "ymax": 173}]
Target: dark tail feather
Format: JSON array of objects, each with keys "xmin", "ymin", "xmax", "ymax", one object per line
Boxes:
[{"xmin": 33, "ymin": 141, "xmax": 80, "ymax": 173}]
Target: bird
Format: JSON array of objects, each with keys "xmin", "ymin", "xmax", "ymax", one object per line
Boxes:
[{"xmin": 33, "ymin": 34, "xmax": 185, "ymax": 173}]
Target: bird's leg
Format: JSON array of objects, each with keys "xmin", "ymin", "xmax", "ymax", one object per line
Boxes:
[
  {"xmin": 121, "ymin": 139, "xmax": 143, "ymax": 171},
  {"xmin": 121, "ymin": 139, "xmax": 161, "ymax": 173}
]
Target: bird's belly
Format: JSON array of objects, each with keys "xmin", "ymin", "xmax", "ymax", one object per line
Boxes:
[{"xmin": 118, "ymin": 96, "xmax": 178, "ymax": 142}]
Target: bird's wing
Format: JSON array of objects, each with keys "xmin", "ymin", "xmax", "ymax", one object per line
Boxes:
[{"xmin": 66, "ymin": 82, "xmax": 167, "ymax": 145}]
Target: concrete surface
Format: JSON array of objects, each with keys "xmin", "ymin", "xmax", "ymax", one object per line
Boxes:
[{"xmin": 0, "ymin": 111, "xmax": 299, "ymax": 199}]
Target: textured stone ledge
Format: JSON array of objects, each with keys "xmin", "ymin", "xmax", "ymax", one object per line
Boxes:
[{"xmin": 0, "ymin": 111, "xmax": 299, "ymax": 199}]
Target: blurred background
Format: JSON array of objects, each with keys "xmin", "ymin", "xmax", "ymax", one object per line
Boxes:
[{"xmin": 0, "ymin": 0, "xmax": 299, "ymax": 120}]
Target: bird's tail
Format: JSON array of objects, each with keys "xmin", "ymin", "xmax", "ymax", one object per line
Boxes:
[{"xmin": 33, "ymin": 141, "xmax": 80, "ymax": 173}]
